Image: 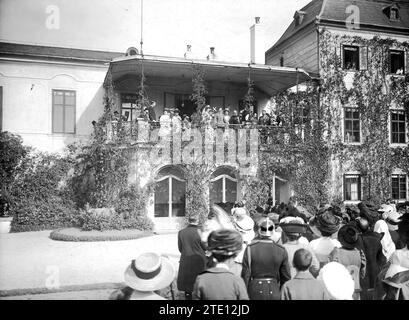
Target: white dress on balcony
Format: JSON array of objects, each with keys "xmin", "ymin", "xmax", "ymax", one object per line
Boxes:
[{"xmin": 158, "ymin": 114, "xmax": 171, "ymax": 140}]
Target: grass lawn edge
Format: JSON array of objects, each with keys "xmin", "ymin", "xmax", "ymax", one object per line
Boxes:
[{"xmin": 49, "ymin": 227, "xmax": 153, "ymax": 242}]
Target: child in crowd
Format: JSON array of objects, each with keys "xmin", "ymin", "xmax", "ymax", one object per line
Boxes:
[
  {"xmin": 281, "ymin": 248, "xmax": 330, "ymax": 300},
  {"xmin": 193, "ymin": 229, "xmax": 249, "ymax": 300}
]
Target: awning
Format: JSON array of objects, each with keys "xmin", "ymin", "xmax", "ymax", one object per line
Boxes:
[{"xmin": 105, "ymin": 54, "xmax": 310, "ymax": 96}]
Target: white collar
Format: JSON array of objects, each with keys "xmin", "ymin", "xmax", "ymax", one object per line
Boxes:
[{"xmin": 215, "ymin": 263, "xmax": 230, "ymax": 270}]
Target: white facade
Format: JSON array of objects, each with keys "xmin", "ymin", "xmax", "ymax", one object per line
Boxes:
[{"xmin": 0, "ymin": 58, "xmax": 108, "ymax": 152}]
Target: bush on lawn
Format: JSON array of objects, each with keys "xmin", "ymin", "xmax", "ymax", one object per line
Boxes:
[
  {"xmin": 9, "ymin": 151, "xmax": 80, "ymax": 232},
  {"xmin": 0, "ymin": 132, "xmax": 29, "ymax": 216}
]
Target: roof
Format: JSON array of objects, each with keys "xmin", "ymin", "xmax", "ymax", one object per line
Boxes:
[
  {"xmin": 267, "ymin": 0, "xmax": 409, "ymax": 53},
  {"xmin": 106, "ymin": 54, "xmax": 311, "ymax": 96},
  {"xmin": 0, "ymin": 42, "xmax": 122, "ymax": 64}
]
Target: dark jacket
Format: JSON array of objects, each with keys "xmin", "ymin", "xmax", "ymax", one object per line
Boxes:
[
  {"xmin": 193, "ymin": 267, "xmax": 249, "ymax": 300},
  {"xmin": 356, "ymin": 230, "xmax": 387, "ymax": 296},
  {"xmin": 177, "ymin": 224, "xmax": 207, "ymax": 292},
  {"xmin": 241, "ymin": 238, "xmax": 291, "ymax": 300}
]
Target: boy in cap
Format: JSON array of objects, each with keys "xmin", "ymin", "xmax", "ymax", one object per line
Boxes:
[
  {"xmin": 193, "ymin": 229, "xmax": 249, "ymax": 300},
  {"xmin": 281, "ymin": 249, "xmax": 329, "ymax": 300},
  {"xmin": 241, "ymin": 217, "xmax": 291, "ymax": 300}
]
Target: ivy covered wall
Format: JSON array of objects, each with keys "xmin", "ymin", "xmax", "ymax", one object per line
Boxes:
[{"xmin": 319, "ymin": 29, "xmax": 409, "ymax": 204}]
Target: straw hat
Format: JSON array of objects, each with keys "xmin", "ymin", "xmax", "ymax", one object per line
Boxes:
[
  {"xmin": 234, "ymin": 215, "xmax": 255, "ymax": 243},
  {"xmin": 124, "ymin": 252, "xmax": 175, "ymax": 292}
]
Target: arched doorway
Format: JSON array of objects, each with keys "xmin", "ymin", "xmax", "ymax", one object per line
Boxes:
[
  {"xmin": 209, "ymin": 166, "xmax": 238, "ymax": 213},
  {"xmin": 154, "ymin": 166, "xmax": 186, "ymax": 218}
]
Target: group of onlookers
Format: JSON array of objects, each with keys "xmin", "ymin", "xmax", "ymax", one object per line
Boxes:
[{"xmin": 110, "ymin": 199, "xmax": 409, "ymax": 300}]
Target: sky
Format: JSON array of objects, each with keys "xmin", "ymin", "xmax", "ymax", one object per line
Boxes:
[{"xmin": 0, "ymin": 0, "xmax": 312, "ymax": 62}]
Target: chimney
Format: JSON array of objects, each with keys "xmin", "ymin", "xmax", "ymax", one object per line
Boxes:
[
  {"xmin": 208, "ymin": 47, "xmax": 216, "ymax": 60},
  {"xmin": 184, "ymin": 44, "xmax": 192, "ymax": 59},
  {"xmin": 250, "ymin": 17, "xmax": 264, "ymax": 64}
]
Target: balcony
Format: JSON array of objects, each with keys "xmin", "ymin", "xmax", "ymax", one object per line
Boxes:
[{"xmin": 104, "ymin": 120, "xmax": 291, "ymax": 148}]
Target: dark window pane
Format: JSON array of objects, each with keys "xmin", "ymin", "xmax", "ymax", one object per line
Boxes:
[
  {"xmin": 210, "ymin": 178, "xmax": 223, "ymax": 204},
  {"xmin": 225, "ymin": 178, "xmax": 237, "ymax": 204},
  {"xmin": 353, "ymin": 120, "xmax": 360, "ymax": 131},
  {"xmin": 171, "ymin": 179, "xmax": 186, "ymax": 217},
  {"xmin": 154, "ymin": 179, "xmax": 169, "ymax": 217}
]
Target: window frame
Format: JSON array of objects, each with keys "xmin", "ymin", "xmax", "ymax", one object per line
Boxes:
[
  {"xmin": 154, "ymin": 173, "xmax": 186, "ymax": 218},
  {"xmin": 343, "ymin": 107, "xmax": 361, "ymax": 144},
  {"xmin": 390, "ymin": 109, "xmax": 407, "ymax": 145},
  {"xmin": 344, "ymin": 173, "xmax": 362, "ymax": 202},
  {"xmin": 389, "ymin": 49, "xmax": 405, "ymax": 75},
  {"xmin": 210, "ymin": 173, "xmax": 238, "ymax": 204},
  {"xmin": 342, "ymin": 45, "xmax": 360, "ymax": 71},
  {"xmin": 391, "ymin": 173, "xmax": 407, "ymax": 201},
  {"xmin": 52, "ymin": 89, "xmax": 76, "ymax": 134}
]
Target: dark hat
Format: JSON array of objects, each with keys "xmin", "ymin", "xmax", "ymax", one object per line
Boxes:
[
  {"xmin": 358, "ymin": 201, "xmax": 381, "ymax": 227},
  {"xmin": 398, "ymin": 212, "xmax": 409, "ymax": 240},
  {"xmin": 310, "ymin": 207, "xmax": 342, "ymax": 236},
  {"xmin": 207, "ymin": 229, "xmax": 243, "ymax": 257},
  {"xmin": 280, "ymin": 216, "xmax": 307, "ymax": 235},
  {"xmin": 338, "ymin": 225, "xmax": 360, "ymax": 249}
]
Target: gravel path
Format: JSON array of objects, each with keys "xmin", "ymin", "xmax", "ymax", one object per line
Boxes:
[{"xmin": 0, "ymin": 231, "xmax": 180, "ymax": 293}]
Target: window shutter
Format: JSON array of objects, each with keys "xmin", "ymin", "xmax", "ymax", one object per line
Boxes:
[
  {"xmin": 343, "ymin": 175, "xmax": 347, "ymax": 200},
  {"xmin": 53, "ymin": 105, "xmax": 64, "ymax": 133},
  {"xmin": 405, "ymin": 49, "xmax": 409, "ymax": 75},
  {"xmin": 358, "ymin": 175, "xmax": 362, "ymax": 200},
  {"xmin": 339, "ymin": 44, "xmax": 344, "ymax": 68},
  {"xmin": 64, "ymin": 106, "xmax": 75, "ymax": 133},
  {"xmin": 360, "ymin": 46, "xmax": 368, "ymax": 71}
]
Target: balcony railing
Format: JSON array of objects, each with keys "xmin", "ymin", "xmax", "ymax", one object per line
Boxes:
[{"xmin": 104, "ymin": 120, "xmax": 297, "ymax": 146}]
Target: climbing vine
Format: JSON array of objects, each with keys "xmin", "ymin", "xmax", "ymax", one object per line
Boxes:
[{"xmin": 319, "ymin": 29, "xmax": 409, "ymax": 204}]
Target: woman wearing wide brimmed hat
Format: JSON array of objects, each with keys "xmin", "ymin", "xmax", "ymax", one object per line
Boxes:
[
  {"xmin": 329, "ymin": 225, "xmax": 366, "ymax": 300},
  {"xmin": 307, "ymin": 207, "xmax": 342, "ymax": 268},
  {"xmin": 193, "ymin": 229, "xmax": 249, "ymax": 300},
  {"xmin": 378, "ymin": 204, "xmax": 404, "ymax": 249},
  {"xmin": 280, "ymin": 216, "xmax": 320, "ymax": 278},
  {"xmin": 109, "ymin": 252, "xmax": 175, "ymax": 300}
]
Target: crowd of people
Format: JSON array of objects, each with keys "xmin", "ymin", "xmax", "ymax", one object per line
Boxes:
[
  {"xmin": 110, "ymin": 198, "xmax": 409, "ymax": 300},
  {"xmin": 107, "ymin": 100, "xmax": 283, "ymax": 129}
]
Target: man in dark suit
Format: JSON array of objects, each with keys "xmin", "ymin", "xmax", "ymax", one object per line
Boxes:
[
  {"xmin": 353, "ymin": 216, "xmax": 387, "ymax": 300},
  {"xmin": 177, "ymin": 215, "xmax": 207, "ymax": 300},
  {"xmin": 241, "ymin": 217, "xmax": 291, "ymax": 300}
]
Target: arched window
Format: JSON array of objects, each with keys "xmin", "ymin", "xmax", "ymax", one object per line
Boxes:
[
  {"xmin": 210, "ymin": 167, "xmax": 238, "ymax": 208},
  {"xmin": 154, "ymin": 166, "xmax": 186, "ymax": 218}
]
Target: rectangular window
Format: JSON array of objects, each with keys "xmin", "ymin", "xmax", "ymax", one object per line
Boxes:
[
  {"xmin": 52, "ymin": 90, "xmax": 76, "ymax": 133},
  {"xmin": 343, "ymin": 45, "xmax": 360, "ymax": 70},
  {"xmin": 344, "ymin": 108, "xmax": 360, "ymax": 143},
  {"xmin": 121, "ymin": 93, "xmax": 141, "ymax": 121},
  {"xmin": 389, "ymin": 50, "xmax": 405, "ymax": 75},
  {"xmin": 344, "ymin": 174, "xmax": 361, "ymax": 201},
  {"xmin": 391, "ymin": 110, "xmax": 406, "ymax": 144},
  {"xmin": 392, "ymin": 174, "xmax": 407, "ymax": 200}
]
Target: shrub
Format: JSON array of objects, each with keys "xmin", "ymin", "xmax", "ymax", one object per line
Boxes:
[
  {"xmin": 9, "ymin": 152, "xmax": 80, "ymax": 232},
  {"xmin": 0, "ymin": 132, "xmax": 29, "ymax": 216}
]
